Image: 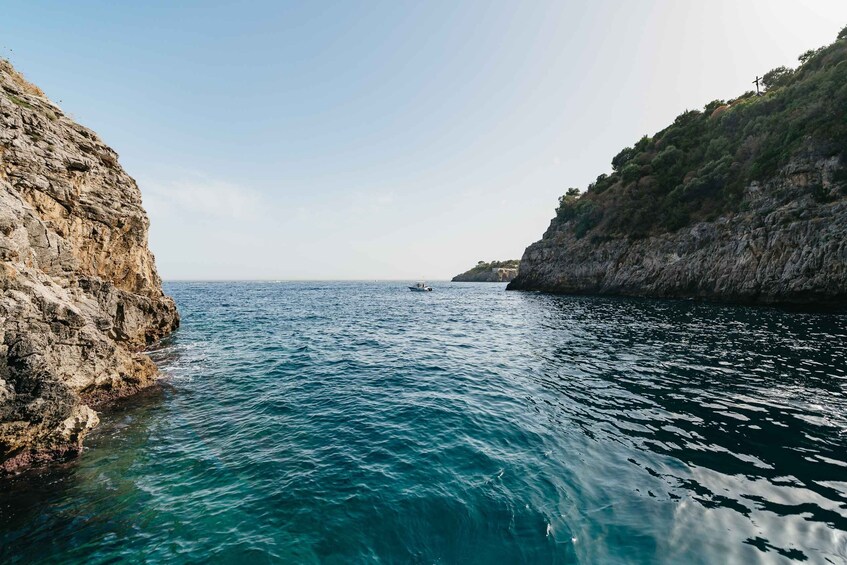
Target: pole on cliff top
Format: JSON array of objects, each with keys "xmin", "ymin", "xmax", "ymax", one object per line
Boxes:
[{"xmin": 753, "ymin": 76, "xmax": 762, "ymax": 95}]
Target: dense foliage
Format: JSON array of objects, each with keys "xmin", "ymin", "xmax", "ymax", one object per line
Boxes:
[{"xmin": 555, "ymin": 27, "xmax": 847, "ymax": 239}]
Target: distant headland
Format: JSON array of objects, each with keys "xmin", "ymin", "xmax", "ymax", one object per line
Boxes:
[{"xmin": 452, "ymin": 260, "xmax": 520, "ymax": 282}]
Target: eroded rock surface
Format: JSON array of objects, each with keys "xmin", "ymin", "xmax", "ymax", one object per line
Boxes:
[
  {"xmin": 0, "ymin": 60, "xmax": 178, "ymax": 473},
  {"xmin": 508, "ymin": 157, "xmax": 847, "ymax": 305}
]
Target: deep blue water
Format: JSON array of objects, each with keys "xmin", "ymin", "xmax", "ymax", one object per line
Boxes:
[{"xmin": 2, "ymin": 281, "xmax": 847, "ymax": 564}]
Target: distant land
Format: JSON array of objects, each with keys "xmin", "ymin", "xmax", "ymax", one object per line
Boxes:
[
  {"xmin": 452, "ymin": 260, "xmax": 520, "ymax": 282},
  {"xmin": 509, "ymin": 26, "xmax": 847, "ymax": 306}
]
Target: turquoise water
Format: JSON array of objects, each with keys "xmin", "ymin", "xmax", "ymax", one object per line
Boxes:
[{"xmin": 2, "ymin": 281, "xmax": 847, "ymax": 563}]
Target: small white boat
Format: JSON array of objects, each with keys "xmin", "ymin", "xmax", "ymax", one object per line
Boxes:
[{"xmin": 409, "ymin": 281, "xmax": 433, "ymax": 292}]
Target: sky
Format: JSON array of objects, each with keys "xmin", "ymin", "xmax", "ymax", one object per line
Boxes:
[{"xmin": 2, "ymin": 1, "xmax": 847, "ymax": 280}]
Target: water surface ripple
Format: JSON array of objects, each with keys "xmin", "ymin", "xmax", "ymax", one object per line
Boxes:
[{"xmin": 2, "ymin": 282, "xmax": 846, "ymax": 563}]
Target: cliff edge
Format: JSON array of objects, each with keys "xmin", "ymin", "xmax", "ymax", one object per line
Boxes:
[
  {"xmin": 509, "ymin": 30, "xmax": 847, "ymax": 305},
  {"xmin": 0, "ymin": 60, "xmax": 179, "ymax": 473}
]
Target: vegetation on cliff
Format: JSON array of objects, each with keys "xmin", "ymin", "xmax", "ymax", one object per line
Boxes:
[
  {"xmin": 555, "ymin": 26, "xmax": 847, "ymax": 241},
  {"xmin": 510, "ymin": 27, "xmax": 847, "ymax": 304}
]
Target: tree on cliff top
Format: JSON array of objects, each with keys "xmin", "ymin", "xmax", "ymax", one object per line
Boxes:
[{"xmin": 761, "ymin": 66, "xmax": 793, "ymax": 90}]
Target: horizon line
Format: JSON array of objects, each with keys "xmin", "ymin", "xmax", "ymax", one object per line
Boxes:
[{"xmin": 161, "ymin": 278, "xmax": 469, "ymax": 282}]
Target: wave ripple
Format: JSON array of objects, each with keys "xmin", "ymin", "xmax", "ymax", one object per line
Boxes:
[{"xmin": 2, "ymin": 282, "xmax": 846, "ymax": 564}]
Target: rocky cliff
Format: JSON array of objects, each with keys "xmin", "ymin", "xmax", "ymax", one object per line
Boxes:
[
  {"xmin": 0, "ymin": 60, "xmax": 178, "ymax": 473},
  {"xmin": 452, "ymin": 260, "xmax": 520, "ymax": 282},
  {"xmin": 509, "ymin": 31, "xmax": 847, "ymax": 305},
  {"xmin": 509, "ymin": 156, "xmax": 847, "ymax": 304}
]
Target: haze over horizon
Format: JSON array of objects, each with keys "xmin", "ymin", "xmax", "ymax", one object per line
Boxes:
[{"xmin": 3, "ymin": 1, "xmax": 846, "ymax": 280}]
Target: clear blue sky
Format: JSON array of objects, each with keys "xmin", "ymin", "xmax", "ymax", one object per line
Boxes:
[{"xmin": 3, "ymin": 1, "xmax": 846, "ymax": 279}]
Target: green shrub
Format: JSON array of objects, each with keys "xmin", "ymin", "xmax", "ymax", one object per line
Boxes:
[
  {"xmin": 704, "ymin": 99, "xmax": 726, "ymax": 114},
  {"xmin": 651, "ymin": 145, "xmax": 685, "ymax": 188},
  {"xmin": 799, "ymin": 47, "xmax": 824, "ymax": 65},
  {"xmin": 611, "ymin": 146, "xmax": 636, "ymax": 172},
  {"xmin": 762, "ymin": 66, "xmax": 793, "ymax": 90},
  {"xmin": 556, "ymin": 189, "xmax": 602, "ymax": 238},
  {"xmin": 621, "ymin": 163, "xmax": 641, "ymax": 184},
  {"xmin": 573, "ymin": 200, "xmax": 601, "ymax": 239},
  {"xmin": 704, "ymin": 136, "xmax": 731, "ymax": 161},
  {"xmin": 634, "ymin": 135, "xmax": 651, "ymax": 152},
  {"xmin": 590, "ymin": 173, "xmax": 615, "ymax": 194},
  {"xmin": 674, "ymin": 109, "xmax": 701, "ymax": 126},
  {"xmin": 556, "ymin": 188, "xmax": 582, "ymax": 218},
  {"xmin": 662, "ymin": 202, "xmax": 689, "ymax": 231}
]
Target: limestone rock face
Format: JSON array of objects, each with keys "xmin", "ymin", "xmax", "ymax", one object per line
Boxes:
[
  {"xmin": 508, "ymin": 157, "xmax": 847, "ymax": 305},
  {"xmin": 0, "ymin": 60, "xmax": 178, "ymax": 473}
]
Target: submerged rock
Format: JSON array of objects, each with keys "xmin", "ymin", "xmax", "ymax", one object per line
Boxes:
[{"xmin": 0, "ymin": 60, "xmax": 178, "ymax": 473}]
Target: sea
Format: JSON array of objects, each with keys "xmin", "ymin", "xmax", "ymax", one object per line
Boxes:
[{"xmin": 1, "ymin": 281, "xmax": 846, "ymax": 564}]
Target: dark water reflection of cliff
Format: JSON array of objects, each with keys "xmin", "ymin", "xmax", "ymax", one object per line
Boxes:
[
  {"xmin": 1, "ymin": 282, "xmax": 845, "ymax": 564},
  {"xmin": 519, "ymin": 295, "xmax": 847, "ymax": 562}
]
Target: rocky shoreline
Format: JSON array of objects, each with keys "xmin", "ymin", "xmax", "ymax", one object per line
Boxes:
[
  {"xmin": 508, "ymin": 156, "xmax": 847, "ymax": 305},
  {"xmin": 0, "ymin": 60, "xmax": 178, "ymax": 473}
]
